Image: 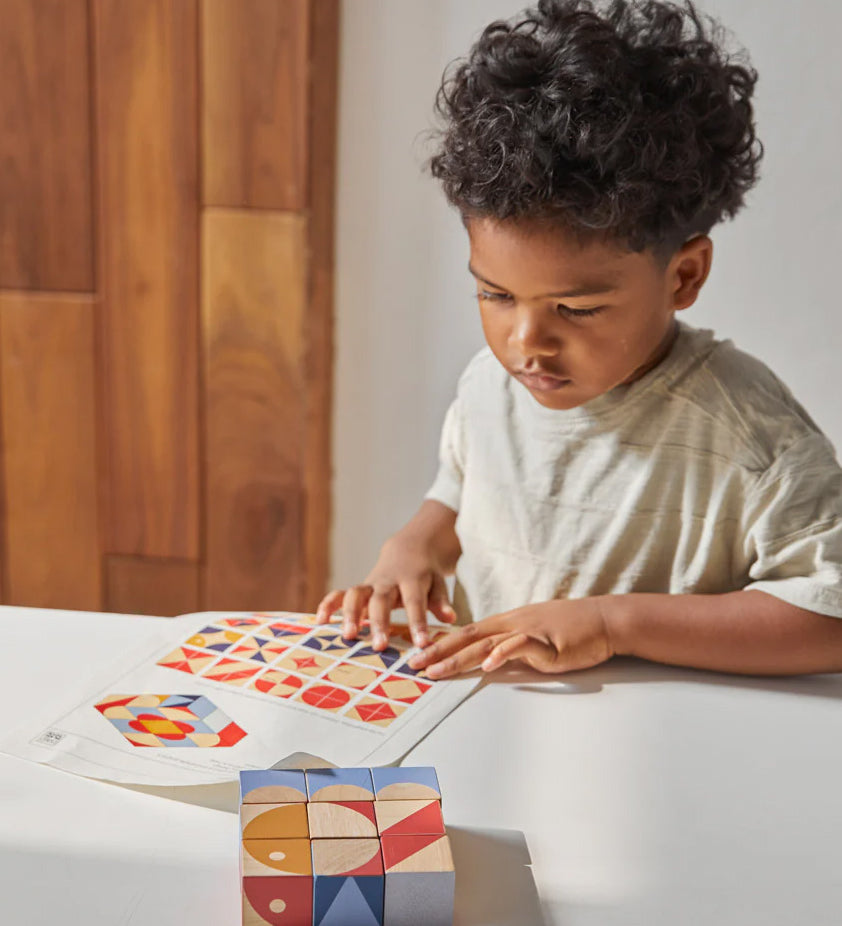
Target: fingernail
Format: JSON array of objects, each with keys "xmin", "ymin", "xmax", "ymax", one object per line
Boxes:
[
  {"xmin": 426, "ymin": 663, "xmax": 443, "ymax": 679},
  {"xmin": 407, "ymin": 653, "xmax": 423, "ymax": 668},
  {"xmin": 413, "ymin": 631, "xmax": 428, "ymax": 648},
  {"xmin": 374, "ymin": 632, "xmax": 388, "ymax": 649}
]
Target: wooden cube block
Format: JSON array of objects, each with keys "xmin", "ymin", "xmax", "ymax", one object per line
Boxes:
[
  {"xmin": 370, "ymin": 766, "xmax": 441, "ymax": 802},
  {"xmin": 311, "ymin": 838, "xmax": 384, "ymax": 926},
  {"xmin": 306, "ymin": 767, "xmax": 374, "ymax": 802},
  {"xmin": 373, "ymin": 800, "xmax": 444, "ymax": 837},
  {"xmin": 240, "ymin": 769, "xmax": 308, "ymax": 804},
  {"xmin": 241, "ymin": 803, "xmax": 309, "ymax": 840},
  {"xmin": 242, "ymin": 837, "xmax": 313, "ymax": 878},
  {"xmin": 242, "ymin": 875, "xmax": 313, "ymax": 926},
  {"xmin": 380, "ymin": 834, "xmax": 454, "ymax": 926},
  {"xmin": 307, "ymin": 801, "xmax": 378, "ymax": 838},
  {"xmin": 241, "ymin": 837, "xmax": 313, "ymax": 926}
]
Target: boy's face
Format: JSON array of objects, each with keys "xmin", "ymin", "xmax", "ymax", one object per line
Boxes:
[{"xmin": 466, "ymin": 218, "xmax": 712, "ymax": 411}]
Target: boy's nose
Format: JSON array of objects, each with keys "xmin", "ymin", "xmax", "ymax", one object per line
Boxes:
[{"xmin": 511, "ymin": 305, "xmax": 559, "ymax": 356}]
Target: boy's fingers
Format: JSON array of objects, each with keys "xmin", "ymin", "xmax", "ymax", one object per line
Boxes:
[
  {"xmin": 399, "ymin": 582, "xmax": 430, "ymax": 648},
  {"xmin": 425, "ymin": 632, "xmax": 513, "ymax": 679},
  {"xmin": 480, "ymin": 632, "xmax": 534, "ymax": 671},
  {"xmin": 342, "ymin": 585, "xmax": 374, "ymax": 640},
  {"xmin": 368, "ymin": 586, "xmax": 399, "ymax": 650},
  {"xmin": 408, "ymin": 615, "xmax": 507, "ymax": 669},
  {"xmin": 427, "ymin": 573, "xmax": 457, "ymax": 624},
  {"xmin": 316, "ymin": 589, "xmax": 345, "ymax": 624}
]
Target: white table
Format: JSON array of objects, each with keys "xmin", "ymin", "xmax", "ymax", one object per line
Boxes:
[{"xmin": 1, "ymin": 605, "xmax": 841, "ymax": 925}]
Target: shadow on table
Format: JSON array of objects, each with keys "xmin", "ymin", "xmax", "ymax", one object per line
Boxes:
[
  {"xmin": 449, "ymin": 825, "xmax": 548, "ymax": 926},
  {"xmin": 484, "ymin": 656, "xmax": 842, "ymax": 702}
]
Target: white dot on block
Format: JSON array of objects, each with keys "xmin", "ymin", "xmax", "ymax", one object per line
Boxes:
[
  {"xmin": 269, "ymin": 851, "xmax": 286, "ymax": 861},
  {"xmin": 269, "ymin": 899, "xmax": 287, "ymax": 913}
]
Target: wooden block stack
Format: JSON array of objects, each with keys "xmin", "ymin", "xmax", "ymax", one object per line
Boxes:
[{"xmin": 239, "ymin": 766, "xmax": 454, "ymax": 926}]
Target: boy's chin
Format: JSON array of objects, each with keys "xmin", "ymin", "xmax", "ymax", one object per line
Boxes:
[{"xmin": 522, "ymin": 383, "xmax": 590, "ymax": 411}]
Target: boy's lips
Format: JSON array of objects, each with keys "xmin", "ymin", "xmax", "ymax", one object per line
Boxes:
[{"xmin": 515, "ymin": 369, "xmax": 572, "ymax": 391}]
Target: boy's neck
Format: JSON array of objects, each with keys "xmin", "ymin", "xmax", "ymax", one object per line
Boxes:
[{"xmin": 621, "ymin": 318, "xmax": 680, "ymax": 386}]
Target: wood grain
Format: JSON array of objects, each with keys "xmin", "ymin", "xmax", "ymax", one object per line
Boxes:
[
  {"xmin": 0, "ymin": 293, "xmax": 100, "ymax": 609},
  {"xmin": 105, "ymin": 555, "xmax": 199, "ymax": 616},
  {"xmin": 302, "ymin": 0, "xmax": 339, "ymax": 607},
  {"xmin": 0, "ymin": 0, "xmax": 94, "ymax": 291},
  {"xmin": 202, "ymin": 209, "xmax": 306, "ymax": 610},
  {"xmin": 201, "ymin": 0, "xmax": 309, "ymax": 209},
  {"xmin": 92, "ymin": 0, "xmax": 200, "ymax": 558}
]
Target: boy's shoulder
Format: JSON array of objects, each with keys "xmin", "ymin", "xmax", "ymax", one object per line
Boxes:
[{"xmin": 666, "ymin": 324, "xmax": 832, "ymax": 473}]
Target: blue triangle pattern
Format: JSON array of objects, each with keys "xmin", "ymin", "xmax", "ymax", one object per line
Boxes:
[{"xmin": 315, "ymin": 876, "xmax": 382, "ymax": 926}]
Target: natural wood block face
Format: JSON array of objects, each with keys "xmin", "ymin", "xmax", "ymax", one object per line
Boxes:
[
  {"xmin": 241, "ymin": 770, "xmax": 308, "ymax": 804},
  {"xmin": 307, "ymin": 802, "xmax": 378, "ymax": 839},
  {"xmin": 93, "ymin": 0, "xmax": 200, "ymax": 559},
  {"xmin": 242, "ymin": 838, "xmax": 313, "ymax": 878},
  {"xmin": 242, "ymin": 874, "xmax": 312, "ymax": 925},
  {"xmin": 0, "ymin": 0, "xmax": 94, "ymax": 290},
  {"xmin": 105, "ymin": 556, "xmax": 199, "ymax": 616},
  {"xmin": 0, "ymin": 294, "xmax": 100, "ymax": 609},
  {"xmin": 242, "ymin": 804, "xmax": 309, "ymax": 840},
  {"xmin": 305, "ymin": 768, "xmax": 375, "ymax": 802},
  {"xmin": 201, "ymin": 0, "xmax": 309, "ymax": 210},
  {"xmin": 203, "ymin": 209, "xmax": 306, "ymax": 609},
  {"xmin": 370, "ymin": 766, "xmax": 442, "ymax": 802},
  {"xmin": 373, "ymin": 800, "xmax": 445, "ymax": 838}
]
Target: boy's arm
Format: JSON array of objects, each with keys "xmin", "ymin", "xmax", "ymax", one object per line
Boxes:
[
  {"xmin": 316, "ymin": 499, "xmax": 461, "ymax": 649},
  {"xmin": 608, "ymin": 590, "xmax": 842, "ymax": 675},
  {"xmin": 410, "ymin": 590, "xmax": 842, "ymax": 678}
]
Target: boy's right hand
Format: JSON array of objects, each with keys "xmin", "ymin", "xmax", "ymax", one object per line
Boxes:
[{"xmin": 315, "ymin": 537, "xmax": 458, "ymax": 651}]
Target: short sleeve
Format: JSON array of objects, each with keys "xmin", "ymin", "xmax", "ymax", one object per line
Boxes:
[
  {"xmin": 424, "ymin": 397, "xmax": 464, "ymax": 513},
  {"xmin": 741, "ymin": 433, "xmax": 842, "ymax": 618}
]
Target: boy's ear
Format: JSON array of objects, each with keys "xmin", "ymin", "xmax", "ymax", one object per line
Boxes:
[{"xmin": 670, "ymin": 235, "xmax": 713, "ymax": 312}]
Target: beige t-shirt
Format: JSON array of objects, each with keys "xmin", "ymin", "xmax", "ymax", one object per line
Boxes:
[{"xmin": 426, "ymin": 322, "xmax": 842, "ymax": 623}]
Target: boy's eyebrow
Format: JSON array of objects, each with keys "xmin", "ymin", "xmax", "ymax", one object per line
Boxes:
[{"xmin": 468, "ymin": 263, "xmax": 621, "ymax": 299}]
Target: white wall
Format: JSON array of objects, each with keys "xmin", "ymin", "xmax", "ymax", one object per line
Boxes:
[{"xmin": 331, "ymin": 0, "xmax": 842, "ymax": 589}]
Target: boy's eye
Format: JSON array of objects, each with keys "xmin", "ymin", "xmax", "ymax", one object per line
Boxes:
[
  {"xmin": 558, "ymin": 304, "xmax": 604, "ymax": 318},
  {"xmin": 476, "ymin": 290, "xmax": 511, "ymax": 302}
]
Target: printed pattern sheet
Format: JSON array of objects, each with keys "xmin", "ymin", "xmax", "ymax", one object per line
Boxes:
[{"xmin": 0, "ymin": 611, "xmax": 481, "ymax": 786}]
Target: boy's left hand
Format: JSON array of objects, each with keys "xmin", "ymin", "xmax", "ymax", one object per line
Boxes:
[{"xmin": 408, "ymin": 597, "xmax": 615, "ymax": 679}]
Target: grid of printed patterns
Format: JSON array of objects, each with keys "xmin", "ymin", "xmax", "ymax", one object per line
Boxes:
[{"xmin": 156, "ymin": 614, "xmax": 445, "ymax": 728}]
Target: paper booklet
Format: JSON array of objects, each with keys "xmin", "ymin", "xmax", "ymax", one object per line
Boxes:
[{"xmin": 0, "ymin": 610, "xmax": 481, "ymax": 788}]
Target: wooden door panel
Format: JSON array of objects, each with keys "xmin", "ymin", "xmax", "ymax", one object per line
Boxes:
[
  {"xmin": 93, "ymin": 0, "xmax": 200, "ymax": 558},
  {"xmin": 0, "ymin": 294, "xmax": 100, "ymax": 609},
  {"xmin": 202, "ymin": 209, "xmax": 307, "ymax": 610},
  {"xmin": 105, "ymin": 556, "xmax": 199, "ymax": 617},
  {"xmin": 0, "ymin": 0, "xmax": 94, "ymax": 291},
  {"xmin": 201, "ymin": 0, "xmax": 310, "ymax": 210}
]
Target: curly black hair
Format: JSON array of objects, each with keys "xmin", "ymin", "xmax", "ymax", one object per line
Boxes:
[{"xmin": 429, "ymin": 0, "xmax": 763, "ymax": 258}]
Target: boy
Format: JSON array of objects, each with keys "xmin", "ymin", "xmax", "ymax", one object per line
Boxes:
[{"xmin": 317, "ymin": 0, "xmax": 842, "ymax": 678}]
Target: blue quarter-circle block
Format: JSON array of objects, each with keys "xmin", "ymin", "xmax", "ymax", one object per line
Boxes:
[
  {"xmin": 305, "ymin": 767, "xmax": 374, "ymax": 799},
  {"xmin": 370, "ymin": 766, "xmax": 441, "ymax": 799},
  {"xmin": 313, "ymin": 875, "xmax": 383, "ymax": 926},
  {"xmin": 238, "ymin": 768, "xmax": 307, "ymax": 803}
]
